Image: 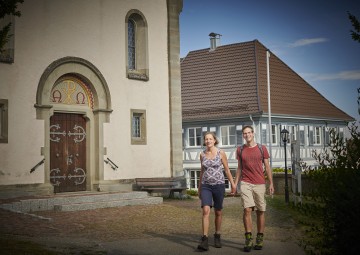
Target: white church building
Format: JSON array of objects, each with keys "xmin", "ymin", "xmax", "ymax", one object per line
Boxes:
[{"xmin": 0, "ymin": 0, "xmax": 184, "ymax": 196}]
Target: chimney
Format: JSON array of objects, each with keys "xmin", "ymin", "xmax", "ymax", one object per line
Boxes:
[{"xmin": 209, "ymin": 32, "xmax": 222, "ymax": 51}]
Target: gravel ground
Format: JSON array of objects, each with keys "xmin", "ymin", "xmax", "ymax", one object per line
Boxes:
[{"xmin": 0, "ymin": 195, "xmax": 303, "ymax": 254}]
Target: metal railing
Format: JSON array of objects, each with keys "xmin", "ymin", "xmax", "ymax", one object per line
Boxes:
[
  {"xmin": 104, "ymin": 157, "xmax": 118, "ymax": 170},
  {"xmin": 30, "ymin": 158, "xmax": 45, "ymax": 173}
]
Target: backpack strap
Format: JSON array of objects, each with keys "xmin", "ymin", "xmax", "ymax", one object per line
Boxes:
[{"xmin": 256, "ymin": 143, "xmax": 264, "ymax": 163}]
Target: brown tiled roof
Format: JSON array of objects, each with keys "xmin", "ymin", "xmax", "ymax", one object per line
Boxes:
[{"xmin": 181, "ymin": 40, "xmax": 354, "ymax": 122}]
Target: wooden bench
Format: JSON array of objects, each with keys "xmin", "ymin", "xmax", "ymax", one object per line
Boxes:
[{"xmin": 135, "ymin": 177, "xmax": 187, "ymax": 198}]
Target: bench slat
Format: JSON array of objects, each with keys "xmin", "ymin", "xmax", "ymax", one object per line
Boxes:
[{"xmin": 136, "ymin": 181, "xmax": 176, "ymax": 187}]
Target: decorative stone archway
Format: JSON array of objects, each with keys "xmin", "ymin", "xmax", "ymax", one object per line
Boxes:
[{"xmin": 35, "ymin": 56, "xmax": 112, "ymax": 192}]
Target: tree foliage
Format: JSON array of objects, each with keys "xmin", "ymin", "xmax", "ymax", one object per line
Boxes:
[
  {"xmin": 348, "ymin": 11, "xmax": 360, "ymax": 43},
  {"xmin": 0, "ymin": 0, "xmax": 24, "ymax": 53},
  {"xmin": 300, "ymin": 123, "xmax": 360, "ymax": 255}
]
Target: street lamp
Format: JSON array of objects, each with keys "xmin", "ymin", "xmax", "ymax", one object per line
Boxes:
[
  {"xmin": 280, "ymin": 128, "xmax": 289, "ymax": 204},
  {"xmin": 357, "ymin": 87, "xmax": 360, "ymax": 115}
]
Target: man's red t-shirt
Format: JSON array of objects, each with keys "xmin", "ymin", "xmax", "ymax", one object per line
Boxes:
[{"xmin": 237, "ymin": 144, "xmax": 269, "ymax": 184}]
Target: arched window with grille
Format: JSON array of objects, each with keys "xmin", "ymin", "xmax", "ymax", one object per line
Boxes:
[
  {"xmin": 128, "ymin": 19, "xmax": 136, "ymax": 70},
  {"xmin": 125, "ymin": 10, "xmax": 148, "ymax": 81}
]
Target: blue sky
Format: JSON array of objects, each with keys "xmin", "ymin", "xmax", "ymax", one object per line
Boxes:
[{"xmin": 179, "ymin": 0, "xmax": 360, "ymax": 124}]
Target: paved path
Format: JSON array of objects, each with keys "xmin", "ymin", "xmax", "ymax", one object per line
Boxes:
[
  {"xmin": 1, "ymin": 196, "xmax": 306, "ymax": 254},
  {"xmin": 102, "ymin": 237, "xmax": 305, "ymax": 255}
]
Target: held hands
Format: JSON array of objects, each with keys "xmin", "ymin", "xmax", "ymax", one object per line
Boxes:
[{"xmin": 230, "ymin": 183, "xmax": 237, "ymax": 196}]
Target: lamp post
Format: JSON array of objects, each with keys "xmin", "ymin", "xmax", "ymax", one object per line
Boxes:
[
  {"xmin": 280, "ymin": 128, "xmax": 289, "ymax": 204},
  {"xmin": 357, "ymin": 87, "xmax": 360, "ymax": 115}
]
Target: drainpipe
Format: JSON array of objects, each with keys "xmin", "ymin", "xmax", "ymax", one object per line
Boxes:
[{"xmin": 249, "ymin": 114, "xmax": 256, "ymax": 140}]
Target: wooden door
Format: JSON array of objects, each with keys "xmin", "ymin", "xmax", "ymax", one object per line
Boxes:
[{"xmin": 50, "ymin": 113, "xmax": 87, "ymax": 193}]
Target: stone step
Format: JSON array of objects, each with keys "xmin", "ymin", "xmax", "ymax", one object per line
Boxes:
[
  {"xmin": 54, "ymin": 196, "xmax": 163, "ymax": 212},
  {"xmin": 0, "ymin": 191, "xmax": 162, "ymax": 213}
]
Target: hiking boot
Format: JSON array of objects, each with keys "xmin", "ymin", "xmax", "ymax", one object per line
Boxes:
[
  {"xmin": 244, "ymin": 232, "xmax": 253, "ymax": 252},
  {"xmin": 197, "ymin": 235, "xmax": 209, "ymax": 251},
  {"xmin": 214, "ymin": 233, "xmax": 222, "ymax": 248},
  {"xmin": 254, "ymin": 233, "xmax": 264, "ymax": 250}
]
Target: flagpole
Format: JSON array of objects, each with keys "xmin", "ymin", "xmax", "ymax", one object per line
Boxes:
[{"xmin": 267, "ymin": 50, "xmax": 273, "ymax": 168}]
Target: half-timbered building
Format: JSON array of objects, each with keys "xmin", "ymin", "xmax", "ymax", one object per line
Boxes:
[{"xmin": 181, "ymin": 37, "xmax": 354, "ymax": 190}]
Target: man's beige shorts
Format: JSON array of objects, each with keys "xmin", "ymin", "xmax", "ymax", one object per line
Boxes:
[{"xmin": 240, "ymin": 181, "xmax": 266, "ymax": 211}]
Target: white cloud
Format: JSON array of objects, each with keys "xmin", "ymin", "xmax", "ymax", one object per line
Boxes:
[
  {"xmin": 289, "ymin": 38, "xmax": 328, "ymax": 47},
  {"xmin": 302, "ymin": 70, "xmax": 360, "ymax": 81}
]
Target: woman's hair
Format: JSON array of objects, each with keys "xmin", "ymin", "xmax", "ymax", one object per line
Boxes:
[{"xmin": 203, "ymin": 131, "xmax": 219, "ymax": 146}]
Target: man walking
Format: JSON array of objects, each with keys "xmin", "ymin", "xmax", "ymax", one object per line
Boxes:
[{"xmin": 234, "ymin": 125, "xmax": 274, "ymax": 252}]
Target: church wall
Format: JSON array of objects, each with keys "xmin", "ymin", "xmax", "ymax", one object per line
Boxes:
[{"xmin": 0, "ymin": 0, "xmax": 174, "ymax": 186}]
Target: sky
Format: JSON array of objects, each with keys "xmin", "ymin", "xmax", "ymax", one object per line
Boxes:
[{"xmin": 179, "ymin": 0, "xmax": 360, "ymax": 124}]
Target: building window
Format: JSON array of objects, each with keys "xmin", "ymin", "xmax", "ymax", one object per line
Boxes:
[
  {"xmin": 189, "ymin": 169, "xmax": 232, "ymax": 190},
  {"xmin": 299, "ymin": 125, "xmax": 305, "ymax": 145},
  {"xmin": 339, "ymin": 127, "xmax": 344, "ymax": 140},
  {"xmin": 128, "ymin": 20, "xmax": 136, "ymax": 70},
  {"xmin": 236, "ymin": 125, "xmax": 243, "ymax": 145},
  {"xmin": 125, "ymin": 10, "xmax": 149, "ymax": 81},
  {"xmin": 0, "ymin": 15, "xmax": 15, "ymax": 63},
  {"xmin": 190, "ymin": 170, "xmax": 201, "ymax": 189},
  {"xmin": 271, "ymin": 124, "xmax": 278, "ymax": 145},
  {"xmin": 0, "ymin": 99, "xmax": 8, "ymax": 143},
  {"xmin": 287, "ymin": 125, "xmax": 296, "ymax": 143},
  {"xmin": 131, "ymin": 109, "xmax": 146, "ymax": 145},
  {"xmin": 188, "ymin": 127, "xmax": 202, "ymax": 147},
  {"xmin": 220, "ymin": 125, "xmax": 235, "ymax": 146},
  {"xmin": 313, "ymin": 126, "xmax": 322, "ymax": 145}
]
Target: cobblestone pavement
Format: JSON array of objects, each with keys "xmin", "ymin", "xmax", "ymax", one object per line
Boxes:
[{"xmin": 0, "ymin": 196, "xmax": 305, "ymax": 254}]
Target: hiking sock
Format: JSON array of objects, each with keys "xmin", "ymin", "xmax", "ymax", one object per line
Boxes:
[
  {"xmin": 244, "ymin": 232, "xmax": 253, "ymax": 252},
  {"xmin": 254, "ymin": 233, "xmax": 264, "ymax": 250}
]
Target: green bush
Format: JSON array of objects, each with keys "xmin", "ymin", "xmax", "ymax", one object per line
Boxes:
[
  {"xmin": 186, "ymin": 189, "xmax": 198, "ymax": 196},
  {"xmin": 300, "ymin": 123, "xmax": 360, "ymax": 255},
  {"xmin": 272, "ymin": 167, "xmax": 292, "ymax": 173}
]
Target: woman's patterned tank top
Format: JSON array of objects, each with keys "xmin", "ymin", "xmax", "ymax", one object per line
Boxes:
[{"xmin": 201, "ymin": 149, "xmax": 225, "ymax": 185}]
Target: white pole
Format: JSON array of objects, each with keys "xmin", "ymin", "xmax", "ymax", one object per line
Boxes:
[{"xmin": 266, "ymin": 50, "xmax": 273, "ymax": 168}]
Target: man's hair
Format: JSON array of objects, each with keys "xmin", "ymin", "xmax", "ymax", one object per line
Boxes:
[
  {"xmin": 242, "ymin": 125, "xmax": 254, "ymax": 133},
  {"xmin": 203, "ymin": 131, "xmax": 219, "ymax": 146}
]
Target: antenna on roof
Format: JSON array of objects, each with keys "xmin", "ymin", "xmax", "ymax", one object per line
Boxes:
[{"xmin": 209, "ymin": 32, "xmax": 222, "ymax": 51}]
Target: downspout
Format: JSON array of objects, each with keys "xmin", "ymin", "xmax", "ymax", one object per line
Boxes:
[{"xmin": 249, "ymin": 114, "xmax": 256, "ymax": 140}]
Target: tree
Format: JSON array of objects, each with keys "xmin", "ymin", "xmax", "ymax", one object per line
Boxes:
[
  {"xmin": 300, "ymin": 124, "xmax": 360, "ymax": 254},
  {"xmin": 0, "ymin": 0, "xmax": 24, "ymax": 53},
  {"xmin": 348, "ymin": 11, "xmax": 360, "ymax": 43}
]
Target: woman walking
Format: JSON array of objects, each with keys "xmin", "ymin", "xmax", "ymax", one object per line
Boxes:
[{"xmin": 197, "ymin": 132, "xmax": 236, "ymax": 251}]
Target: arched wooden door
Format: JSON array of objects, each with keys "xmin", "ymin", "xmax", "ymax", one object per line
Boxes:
[{"xmin": 50, "ymin": 113, "xmax": 87, "ymax": 193}]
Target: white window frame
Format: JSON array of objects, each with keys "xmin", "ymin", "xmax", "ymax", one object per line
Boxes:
[
  {"xmin": 287, "ymin": 125, "xmax": 296, "ymax": 144},
  {"xmin": 188, "ymin": 127, "xmax": 202, "ymax": 147},
  {"xmin": 271, "ymin": 124, "xmax": 278, "ymax": 145},
  {"xmin": 220, "ymin": 125, "xmax": 236, "ymax": 146},
  {"xmin": 313, "ymin": 126, "xmax": 322, "ymax": 145},
  {"xmin": 189, "ymin": 169, "xmax": 232, "ymax": 190}
]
